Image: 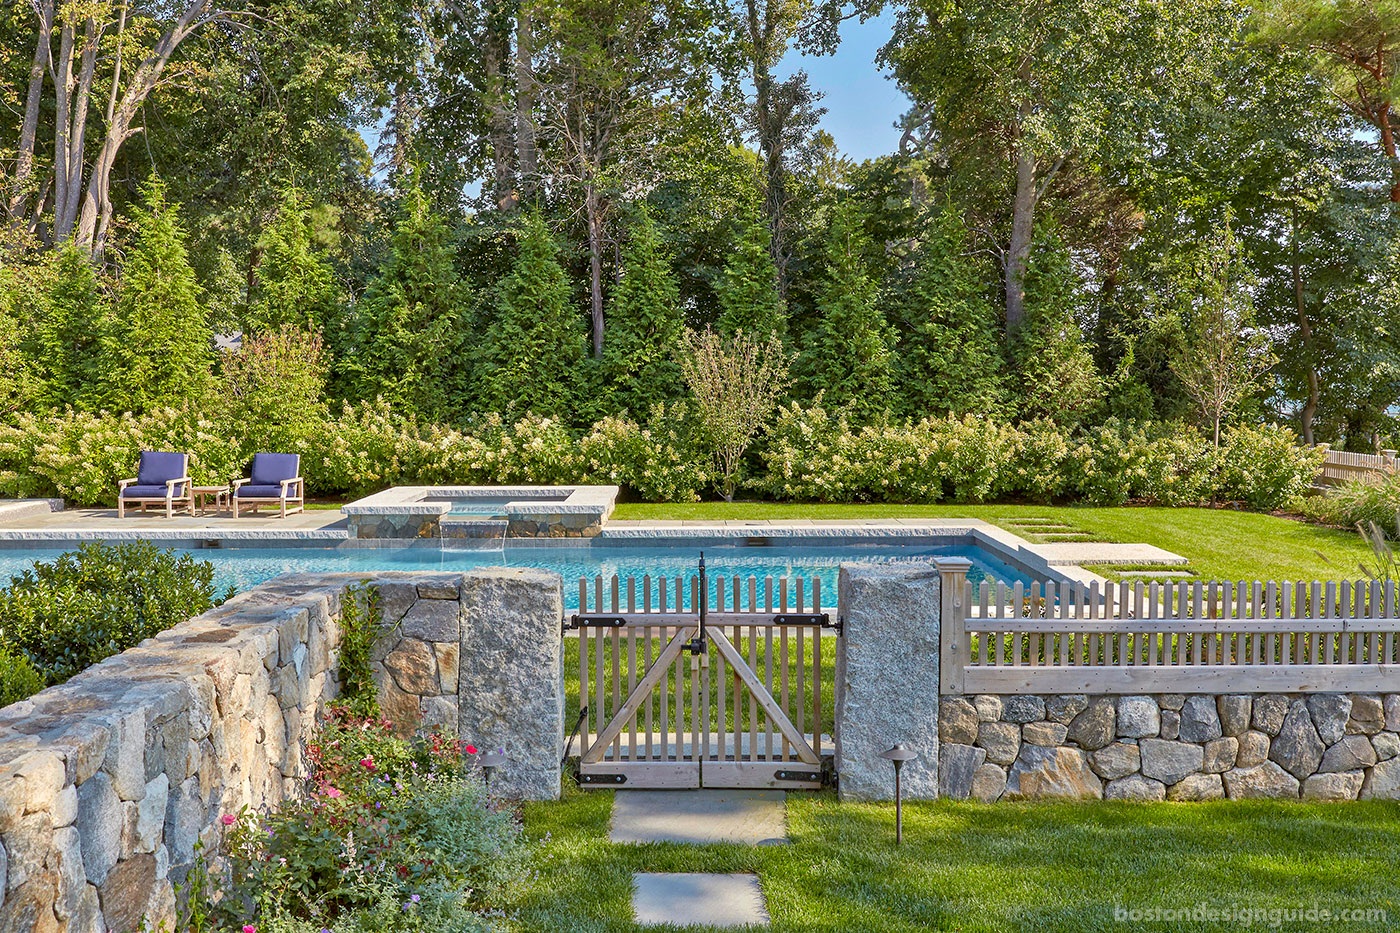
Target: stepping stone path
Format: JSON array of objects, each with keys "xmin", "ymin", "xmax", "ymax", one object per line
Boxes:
[{"xmin": 615, "ymin": 789, "xmax": 784, "ymax": 927}]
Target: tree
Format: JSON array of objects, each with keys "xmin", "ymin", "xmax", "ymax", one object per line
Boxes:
[
  {"xmin": 38, "ymin": 243, "xmax": 109, "ymax": 409},
  {"xmin": 1250, "ymin": 0, "xmax": 1400, "ymax": 201},
  {"xmin": 111, "ymin": 182, "xmax": 212, "ymax": 411},
  {"xmin": 5, "ymin": 0, "xmax": 224, "ymax": 253},
  {"xmin": 1010, "ymin": 230, "xmax": 1103, "ymax": 423},
  {"xmin": 679, "ymin": 327, "xmax": 789, "ymax": 501},
  {"xmin": 246, "ymin": 188, "xmax": 337, "ymax": 334},
  {"xmin": 221, "ymin": 326, "xmax": 329, "ymax": 451},
  {"xmin": 477, "ymin": 211, "xmax": 586, "ymax": 417},
  {"xmin": 530, "ymin": 0, "xmax": 721, "ymax": 358},
  {"xmin": 796, "ymin": 204, "xmax": 894, "ymax": 419},
  {"xmin": 883, "ymin": 0, "xmax": 1218, "ymax": 334},
  {"xmin": 600, "ymin": 207, "xmax": 687, "ymax": 415},
  {"xmin": 1166, "ymin": 222, "xmax": 1278, "ymax": 445},
  {"xmin": 891, "ymin": 210, "xmax": 1007, "ymax": 417},
  {"xmin": 0, "ymin": 267, "xmax": 44, "ymax": 419},
  {"xmin": 352, "ymin": 179, "xmax": 471, "ymax": 421},
  {"xmin": 716, "ymin": 201, "xmax": 787, "ymax": 338}
]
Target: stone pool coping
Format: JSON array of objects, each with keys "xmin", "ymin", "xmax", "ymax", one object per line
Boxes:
[
  {"xmin": 339, "ymin": 484, "xmax": 619, "ymax": 516},
  {"xmin": 0, "ymin": 500, "xmax": 1186, "ymax": 583}
]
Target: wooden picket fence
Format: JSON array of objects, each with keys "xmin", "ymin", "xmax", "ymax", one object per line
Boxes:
[
  {"xmin": 569, "ymin": 572, "xmax": 838, "ymax": 789},
  {"xmin": 939, "ymin": 572, "xmax": 1400, "ymax": 695},
  {"xmin": 1314, "ymin": 445, "xmax": 1397, "ymax": 487}
]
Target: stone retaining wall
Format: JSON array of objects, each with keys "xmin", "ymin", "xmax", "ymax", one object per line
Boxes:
[
  {"xmin": 938, "ymin": 692, "xmax": 1400, "ymax": 802},
  {"xmin": 0, "ymin": 569, "xmax": 564, "ymax": 933}
]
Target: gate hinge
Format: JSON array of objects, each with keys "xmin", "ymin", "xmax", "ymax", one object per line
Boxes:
[
  {"xmin": 774, "ymin": 769, "xmax": 822, "ymax": 783},
  {"xmin": 565, "ymin": 615, "xmax": 626, "ymax": 632},
  {"xmin": 774, "ymin": 612, "xmax": 831, "ymax": 628},
  {"xmin": 822, "ymin": 614, "xmax": 843, "ymax": 635},
  {"xmin": 578, "ymin": 772, "xmax": 627, "ymax": 786}
]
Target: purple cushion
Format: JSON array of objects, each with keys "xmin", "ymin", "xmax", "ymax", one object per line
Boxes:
[
  {"xmin": 136, "ymin": 451, "xmax": 187, "ymax": 485},
  {"xmin": 236, "ymin": 484, "xmax": 287, "ymax": 499},
  {"xmin": 122, "ymin": 484, "xmax": 177, "ymax": 498},
  {"xmin": 250, "ymin": 453, "xmax": 300, "ymax": 485}
]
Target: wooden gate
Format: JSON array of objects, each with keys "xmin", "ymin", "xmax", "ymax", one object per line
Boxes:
[{"xmin": 567, "ymin": 563, "xmax": 838, "ymax": 790}]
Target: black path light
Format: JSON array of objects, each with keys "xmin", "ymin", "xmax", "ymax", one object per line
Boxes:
[
  {"xmin": 481, "ymin": 750, "xmax": 507, "ymax": 788},
  {"xmin": 878, "ymin": 743, "xmax": 917, "ymax": 845}
]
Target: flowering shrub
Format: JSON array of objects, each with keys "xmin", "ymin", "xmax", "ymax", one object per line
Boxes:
[
  {"xmin": 199, "ymin": 706, "xmax": 527, "ymax": 933},
  {"xmin": 0, "ymin": 399, "xmax": 1319, "ymax": 510},
  {"xmin": 756, "ymin": 406, "xmax": 1317, "ymax": 510}
]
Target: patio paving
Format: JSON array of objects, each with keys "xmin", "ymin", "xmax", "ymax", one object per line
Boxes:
[
  {"xmin": 0, "ymin": 506, "xmax": 348, "ymax": 543},
  {"xmin": 632, "ymin": 873, "xmax": 770, "ymax": 928},
  {"xmin": 610, "ymin": 789, "xmax": 787, "ymax": 845}
]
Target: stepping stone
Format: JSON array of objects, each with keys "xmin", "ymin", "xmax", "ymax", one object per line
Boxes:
[
  {"xmin": 611, "ymin": 789, "xmax": 787, "ymax": 845},
  {"xmin": 633, "ymin": 872, "xmax": 769, "ymax": 927},
  {"xmin": 1118, "ymin": 570, "xmax": 1195, "ymax": 578}
]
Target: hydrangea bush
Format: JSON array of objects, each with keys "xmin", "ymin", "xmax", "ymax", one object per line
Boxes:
[{"xmin": 0, "ymin": 401, "xmax": 1319, "ymax": 510}]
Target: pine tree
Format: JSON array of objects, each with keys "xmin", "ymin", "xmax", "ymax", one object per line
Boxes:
[
  {"xmin": 477, "ymin": 211, "xmax": 586, "ymax": 418},
  {"xmin": 112, "ymin": 182, "xmax": 213, "ymax": 412},
  {"xmin": 892, "ymin": 211, "xmax": 1007, "ymax": 418},
  {"xmin": 247, "ymin": 187, "xmax": 336, "ymax": 334},
  {"xmin": 600, "ymin": 206, "xmax": 686, "ymax": 415},
  {"xmin": 39, "ymin": 243, "xmax": 110, "ymax": 409},
  {"xmin": 716, "ymin": 201, "xmax": 786, "ymax": 339},
  {"xmin": 1011, "ymin": 230, "xmax": 1102, "ymax": 423},
  {"xmin": 354, "ymin": 179, "xmax": 470, "ymax": 420},
  {"xmin": 797, "ymin": 205, "xmax": 895, "ymax": 420}
]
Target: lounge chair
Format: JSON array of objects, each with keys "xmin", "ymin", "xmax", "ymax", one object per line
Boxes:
[
  {"xmin": 232, "ymin": 453, "xmax": 304, "ymax": 518},
  {"xmin": 118, "ymin": 451, "xmax": 194, "ymax": 518}
]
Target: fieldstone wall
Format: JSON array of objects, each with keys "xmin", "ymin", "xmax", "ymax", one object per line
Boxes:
[
  {"xmin": 0, "ymin": 569, "xmax": 565, "ymax": 933},
  {"xmin": 505, "ymin": 512, "xmax": 604, "ymax": 538},
  {"xmin": 938, "ymin": 692, "xmax": 1400, "ymax": 802},
  {"xmin": 348, "ymin": 513, "xmax": 442, "ymax": 539}
]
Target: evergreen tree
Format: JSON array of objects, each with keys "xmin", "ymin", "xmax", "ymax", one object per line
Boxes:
[
  {"xmin": 353, "ymin": 179, "xmax": 470, "ymax": 420},
  {"xmin": 477, "ymin": 211, "xmax": 586, "ymax": 418},
  {"xmin": 38, "ymin": 244, "xmax": 110, "ymax": 409},
  {"xmin": 797, "ymin": 205, "xmax": 895, "ymax": 419},
  {"xmin": 600, "ymin": 206, "xmax": 686, "ymax": 415},
  {"xmin": 0, "ymin": 267, "xmax": 44, "ymax": 418},
  {"xmin": 892, "ymin": 211, "xmax": 1007, "ymax": 418},
  {"xmin": 1011, "ymin": 230, "xmax": 1102, "ymax": 423},
  {"xmin": 247, "ymin": 188, "xmax": 336, "ymax": 334},
  {"xmin": 716, "ymin": 201, "xmax": 786, "ymax": 338},
  {"xmin": 112, "ymin": 182, "xmax": 213, "ymax": 411}
]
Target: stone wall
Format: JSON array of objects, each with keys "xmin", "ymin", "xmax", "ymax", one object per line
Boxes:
[
  {"xmin": 938, "ymin": 692, "xmax": 1400, "ymax": 802},
  {"xmin": 0, "ymin": 569, "xmax": 565, "ymax": 933}
]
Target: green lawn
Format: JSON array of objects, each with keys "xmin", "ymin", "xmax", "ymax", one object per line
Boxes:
[
  {"xmin": 612, "ymin": 502, "xmax": 1373, "ymax": 583},
  {"xmin": 515, "ymin": 789, "xmax": 1400, "ymax": 932}
]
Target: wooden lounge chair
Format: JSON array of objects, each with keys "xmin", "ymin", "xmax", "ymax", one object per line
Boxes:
[
  {"xmin": 118, "ymin": 451, "xmax": 194, "ymax": 518},
  {"xmin": 232, "ymin": 453, "xmax": 304, "ymax": 518}
]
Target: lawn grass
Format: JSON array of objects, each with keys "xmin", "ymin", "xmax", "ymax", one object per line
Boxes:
[
  {"xmin": 515, "ymin": 788, "xmax": 1400, "ymax": 932},
  {"xmin": 612, "ymin": 502, "xmax": 1373, "ymax": 583}
]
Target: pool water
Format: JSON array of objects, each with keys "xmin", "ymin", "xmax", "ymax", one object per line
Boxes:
[{"xmin": 0, "ymin": 544, "xmax": 1023, "ymax": 611}]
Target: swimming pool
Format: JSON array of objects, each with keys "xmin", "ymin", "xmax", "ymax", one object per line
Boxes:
[{"xmin": 0, "ymin": 543, "xmax": 1024, "ymax": 611}]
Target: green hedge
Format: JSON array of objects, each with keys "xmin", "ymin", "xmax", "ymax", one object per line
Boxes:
[
  {"xmin": 0, "ymin": 402, "xmax": 1321, "ymax": 510},
  {"xmin": 0, "ymin": 542, "xmax": 229, "ymax": 703}
]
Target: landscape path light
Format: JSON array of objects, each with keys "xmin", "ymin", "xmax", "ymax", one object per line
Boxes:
[{"xmin": 878, "ymin": 743, "xmax": 917, "ymax": 845}]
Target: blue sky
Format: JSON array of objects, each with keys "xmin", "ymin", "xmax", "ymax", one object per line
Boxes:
[{"xmin": 779, "ymin": 9, "xmax": 910, "ymax": 163}]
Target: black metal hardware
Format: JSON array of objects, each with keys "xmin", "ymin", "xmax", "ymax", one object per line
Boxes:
[
  {"xmin": 566, "ymin": 615, "xmax": 626, "ymax": 630},
  {"xmin": 774, "ymin": 613, "xmax": 830, "ymax": 627},
  {"xmin": 774, "ymin": 769, "xmax": 822, "ymax": 783},
  {"xmin": 684, "ymin": 552, "xmax": 708, "ymax": 655},
  {"xmin": 562, "ymin": 706, "xmax": 588, "ymax": 768},
  {"xmin": 578, "ymin": 772, "xmax": 627, "ymax": 785}
]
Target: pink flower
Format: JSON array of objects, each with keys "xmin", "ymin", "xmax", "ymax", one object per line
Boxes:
[
  {"xmin": 324, "ymin": 785, "xmax": 342, "ymax": 799},
  {"xmin": 360, "ymin": 757, "xmax": 376, "ymax": 771},
  {"xmin": 465, "ymin": 745, "xmax": 478, "ymax": 755},
  {"xmin": 221, "ymin": 814, "xmax": 237, "ymax": 827},
  {"xmin": 243, "ymin": 926, "xmax": 256, "ymax": 933}
]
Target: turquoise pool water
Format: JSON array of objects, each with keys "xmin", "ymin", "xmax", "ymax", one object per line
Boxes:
[{"xmin": 0, "ymin": 544, "xmax": 1023, "ymax": 611}]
